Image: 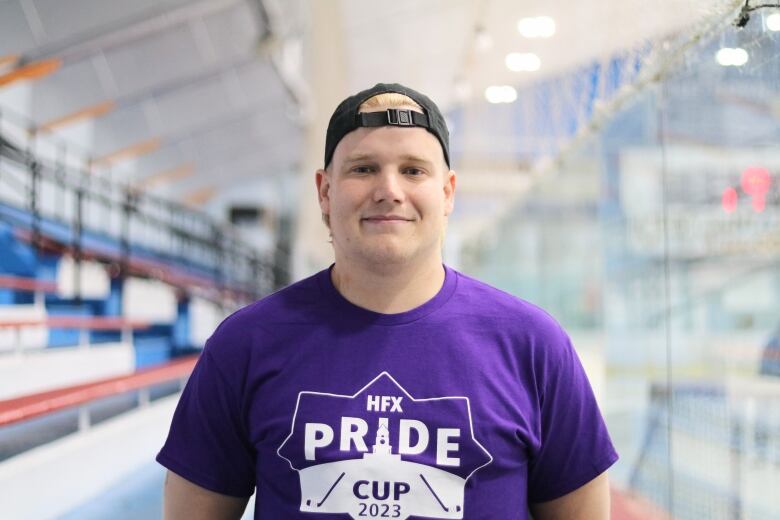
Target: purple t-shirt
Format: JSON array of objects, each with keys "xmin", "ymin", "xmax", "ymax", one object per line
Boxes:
[{"xmin": 157, "ymin": 265, "xmax": 617, "ymax": 519}]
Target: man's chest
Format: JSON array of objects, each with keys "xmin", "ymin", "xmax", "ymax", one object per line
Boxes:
[{"xmin": 241, "ymin": 340, "xmax": 538, "ymax": 519}]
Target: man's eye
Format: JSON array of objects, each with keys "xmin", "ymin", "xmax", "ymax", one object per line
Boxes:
[
  {"xmin": 405, "ymin": 168, "xmax": 424, "ymax": 176},
  {"xmin": 352, "ymin": 166, "xmax": 373, "ymax": 173}
]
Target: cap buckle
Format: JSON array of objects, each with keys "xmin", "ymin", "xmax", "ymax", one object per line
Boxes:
[{"xmin": 386, "ymin": 108, "xmax": 414, "ymax": 126}]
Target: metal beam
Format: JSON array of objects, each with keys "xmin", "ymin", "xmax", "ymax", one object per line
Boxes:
[
  {"xmin": 36, "ymin": 100, "xmax": 116, "ymax": 133},
  {"xmin": 24, "ymin": 0, "xmax": 250, "ymax": 65},
  {"xmin": 149, "ymin": 105, "xmax": 289, "ymax": 160},
  {"xmin": 118, "ymin": 104, "xmax": 293, "ymax": 181},
  {"xmin": 0, "ymin": 59, "xmax": 62, "ymax": 89},
  {"xmin": 182, "ymin": 185, "xmax": 217, "ymax": 206},
  {"xmin": 0, "ymin": 54, "xmax": 21, "ymax": 72},
  {"xmin": 91, "ymin": 138, "xmax": 161, "ymax": 169},
  {"xmin": 133, "ymin": 162, "xmax": 195, "ymax": 190},
  {"xmin": 170, "ymin": 156, "xmax": 292, "ymax": 194}
]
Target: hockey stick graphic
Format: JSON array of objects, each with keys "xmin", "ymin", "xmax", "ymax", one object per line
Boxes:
[
  {"xmin": 419, "ymin": 474, "xmax": 449, "ymax": 512},
  {"xmin": 316, "ymin": 472, "xmax": 346, "ymax": 507}
]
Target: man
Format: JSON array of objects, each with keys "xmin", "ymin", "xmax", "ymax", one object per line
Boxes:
[{"xmin": 158, "ymin": 83, "xmax": 618, "ymax": 519}]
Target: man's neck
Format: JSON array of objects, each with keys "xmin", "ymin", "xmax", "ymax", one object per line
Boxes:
[{"xmin": 330, "ymin": 257, "xmax": 445, "ymax": 314}]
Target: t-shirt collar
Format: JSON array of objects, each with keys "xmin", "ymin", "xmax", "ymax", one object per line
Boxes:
[{"xmin": 317, "ymin": 263, "xmax": 457, "ymax": 325}]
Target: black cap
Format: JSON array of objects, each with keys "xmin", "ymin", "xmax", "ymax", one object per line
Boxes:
[{"xmin": 324, "ymin": 83, "xmax": 450, "ymax": 169}]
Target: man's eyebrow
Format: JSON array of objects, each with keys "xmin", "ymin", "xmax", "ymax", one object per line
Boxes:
[
  {"xmin": 398, "ymin": 154, "xmax": 434, "ymax": 166},
  {"xmin": 341, "ymin": 153, "xmax": 435, "ymax": 166},
  {"xmin": 342, "ymin": 153, "xmax": 376, "ymax": 164}
]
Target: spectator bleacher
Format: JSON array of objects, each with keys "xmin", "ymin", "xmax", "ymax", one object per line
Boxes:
[{"xmin": 0, "ymin": 105, "xmax": 278, "ymax": 517}]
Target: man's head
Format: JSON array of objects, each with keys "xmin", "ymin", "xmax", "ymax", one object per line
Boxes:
[
  {"xmin": 323, "ymin": 83, "xmax": 451, "ymax": 171},
  {"xmin": 315, "ymin": 83, "xmax": 456, "ymax": 270}
]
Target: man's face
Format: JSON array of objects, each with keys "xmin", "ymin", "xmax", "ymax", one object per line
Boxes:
[{"xmin": 316, "ymin": 107, "xmax": 455, "ymax": 269}]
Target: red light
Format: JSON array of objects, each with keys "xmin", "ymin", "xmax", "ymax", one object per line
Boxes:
[
  {"xmin": 741, "ymin": 166, "xmax": 771, "ymax": 194},
  {"xmin": 722, "ymin": 187, "xmax": 738, "ymax": 213},
  {"xmin": 741, "ymin": 166, "xmax": 771, "ymax": 213}
]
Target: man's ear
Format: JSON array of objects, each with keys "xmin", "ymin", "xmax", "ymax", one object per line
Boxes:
[
  {"xmin": 315, "ymin": 168, "xmax": 330, "ymax": 214},
  {"xmin": 444, "ymin": 169, "xmax": 456, "ymax": 216}
]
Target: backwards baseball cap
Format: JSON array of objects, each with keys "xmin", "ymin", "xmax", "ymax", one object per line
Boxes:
[{"xmin": 324, "ymin": 82, "xmax": 450, "ymax": 169}]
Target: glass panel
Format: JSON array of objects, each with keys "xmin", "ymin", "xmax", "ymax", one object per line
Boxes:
[
  {"xmin": 655, "ymin": 10, "xmax": 780, "ymax": 519},
  {"xmin": 463, "ymin": 5, "xmax": 780, "ymax": 518}
]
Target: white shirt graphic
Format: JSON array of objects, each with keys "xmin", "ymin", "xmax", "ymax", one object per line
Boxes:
[{"xmin": 277, "ymin": 372, "xmax": 493, "ymax": 520}]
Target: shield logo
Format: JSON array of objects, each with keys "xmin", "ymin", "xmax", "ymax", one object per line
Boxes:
[{"xmin": 277, "ymin": 372, "xmax": 493, "ymax": 519}]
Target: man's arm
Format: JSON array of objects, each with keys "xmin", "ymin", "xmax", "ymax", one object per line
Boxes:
[
  {"xmin": 529, "ymin": 471, "xmax": 610, "ymax": 520},
  {"xmin": 163, "ymin": 470, "xmax": 250, "ymax": 520}
]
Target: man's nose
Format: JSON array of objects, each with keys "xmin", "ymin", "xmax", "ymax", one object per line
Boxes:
[{"xmin": 372, "ymin": 169, "xmax": 404, "ymax": 203}]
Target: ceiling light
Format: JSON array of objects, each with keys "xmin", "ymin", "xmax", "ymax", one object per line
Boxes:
[
  {"xmin": 505, "ymin": 52, "xmax": 541, "ymax": 72},
  {"xmin": 517, "ymin": 16, "xmax": 556, "ymax": 38},
  {"xmin": 485, "ymin": 86, "xmax": 517, "ymax": 104},
  {"xmin": 716, "ymin": 47, "xmax": 749, "ymax": 67},
  {"xmin": 767, "ymin": 13, "xmax": 780, "ymax": 31}
]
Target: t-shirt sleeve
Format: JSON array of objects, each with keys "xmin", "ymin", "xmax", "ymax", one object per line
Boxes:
[
  {"xmin": 527, "ymin": 323, "xmax": 618, "ymax": 503},
  {"xmin": 156, "ymin": 340, "xmax": 256, "ymax": 497}
]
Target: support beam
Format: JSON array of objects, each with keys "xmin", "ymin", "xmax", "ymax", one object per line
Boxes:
[
  {"xmin": 25, "ymin": 0, "xmax": 244, "ymax": 64},
  {"xmin": 133, "ymin": 163, "xmax": 194, "ymax": 190},
  {"xmin": 293, "ymin": 0, "xmax": 347, "ymax": 278},
  {"xmin": 37, "ymin": 101, "xmax": 116, "ymax": 133},
  {"xmin": 0, "ymin": 59, "xmax": 62, "ymax": 89},
  {"xmin": 0, "ymin": 54, "xmax": 21, "ymax": 73},
  {"xmin": 90, "ymin": 138, "xmax": 161, "ymax": 169},
  {"xmin": 182, "ymin": 185, "xmax": 217, "ymax": 206}
]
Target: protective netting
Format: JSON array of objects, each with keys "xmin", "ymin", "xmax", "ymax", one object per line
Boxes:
[{"xmin": 460, "ymin": 2, "xmax": 780, "ymax": 518}]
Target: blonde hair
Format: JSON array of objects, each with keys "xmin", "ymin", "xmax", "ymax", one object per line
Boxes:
[{"xmin": 359, "ymin": 92, "xmax": 422, "ymax": 112}]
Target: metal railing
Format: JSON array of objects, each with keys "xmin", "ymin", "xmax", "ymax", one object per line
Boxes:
[
  {"xmin": 0, "ymin": 106, "xmax": 281, "ymax": 305},
  {"xmin": 0, "ymin": 355, "xmax": 196, "ymax": 461}
]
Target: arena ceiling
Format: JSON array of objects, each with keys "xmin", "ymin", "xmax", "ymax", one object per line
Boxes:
[{"xmin": 0, "ymin": 0, "xmax": 737, "ymax": 216}]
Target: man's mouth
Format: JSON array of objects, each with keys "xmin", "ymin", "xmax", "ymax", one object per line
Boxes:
[{"xmin": 362, "ymin": 216, "xmax": 411, "ymax": 222}]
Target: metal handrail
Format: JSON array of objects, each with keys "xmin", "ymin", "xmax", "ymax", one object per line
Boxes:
[{"xmin": 1, "ymin": 113, "xmax": 282, "ymax": 303}]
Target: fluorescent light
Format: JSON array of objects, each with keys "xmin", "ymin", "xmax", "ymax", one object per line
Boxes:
[
  {"xmin": 767, "ymin": 13, "xmax": 780, "ymax": 31},
  {"xmin": 715, "ymin": 48, "xmax": 729, "ymax": 66},
  {"xmin": 731, "ymin": 48, "xmax": 749, "ymax": 66},
  {"xmin": 716, "ymin": 47, "xmax": 749, "ymax": 67},
  {"xmin": 485, "ymin": 86, "xmax": 517, "ymax": 104},
  {"xmin": 505, "ymin": 52, "xmax": 541, "ymax": 72},
  {"xmin": 517, "ymin": 16, "xmax": 556, "ymax": 38}
]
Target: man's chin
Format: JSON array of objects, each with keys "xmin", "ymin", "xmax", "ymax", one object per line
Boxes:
[
  {"xmin": 363, "ymin": 247, "xmax": 410, "ymax": 265},
  {"xmin": 352, "ymin": 242, "xmax": 414, "ymax": 267},
  {"xmin": 333, "ymin": 234, "xmax": 436, "ymax": 268}
]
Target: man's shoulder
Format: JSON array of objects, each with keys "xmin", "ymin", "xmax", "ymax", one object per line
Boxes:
[
  {"xmin": 209, "ymin": 269, "xmax": 325, "ymax": 338},
  {"xmin": 451, "ymin": 268, "xmax": 563, "ymax": 331}
]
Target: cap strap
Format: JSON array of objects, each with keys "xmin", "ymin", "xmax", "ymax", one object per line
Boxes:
[{"xmin": 357, "ymin": 108, "xmax": 430, "ymax": 129}]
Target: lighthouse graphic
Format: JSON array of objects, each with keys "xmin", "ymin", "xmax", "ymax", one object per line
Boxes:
[
  {"xmin": 374, "ymin": 418, "xmax": 391, "ymax": 455},
  {"xmin": 277, "ymin": 373, "xmax": 492, "ymax": 520}
]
